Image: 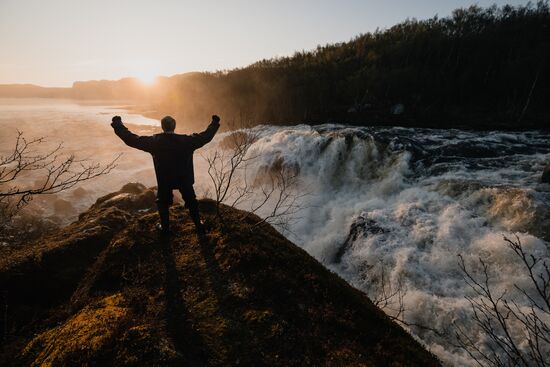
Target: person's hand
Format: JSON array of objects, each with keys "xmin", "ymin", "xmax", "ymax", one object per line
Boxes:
[
  {"xmin": 212, "ymin": 115, "xmax": 220, "ymax": 124},
  {"xmin": 111, "ymin": 115, "xmax": 122, "ymax": 127}
]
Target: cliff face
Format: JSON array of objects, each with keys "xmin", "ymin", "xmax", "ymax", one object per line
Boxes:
[{"xmin": 0, "ymin": 183, "xmax": 439, "ymax": 366}]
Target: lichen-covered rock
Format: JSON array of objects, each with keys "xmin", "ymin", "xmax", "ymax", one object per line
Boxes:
[
  {"xmin": 21, "ymin": 294, "xmax": 129, "ymax": 366},
  {"xmin": 88, "ymin": 182, "xmax": 156, "ymax": 214}
]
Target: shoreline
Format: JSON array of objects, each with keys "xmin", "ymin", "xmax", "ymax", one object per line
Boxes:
[{"xmin": 1, "ymin": 96, "xmax": 549, "ymax": 133}]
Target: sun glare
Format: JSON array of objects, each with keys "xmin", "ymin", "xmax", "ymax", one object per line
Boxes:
[{"xmin": 135, "ymin": 71, "xmax": 158, "ymax": 85}]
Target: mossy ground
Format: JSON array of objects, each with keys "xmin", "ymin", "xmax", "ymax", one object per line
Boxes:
[{"xmin": 0, "ymin": 185, "xmax": 440, "ymax": 366}]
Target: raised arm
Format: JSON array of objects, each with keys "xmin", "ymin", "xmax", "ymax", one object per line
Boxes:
[
  {"xmin": 111, "ymin": 116, "xmax": 155, "ymax": 153},
  {"xmin": 190, "ymin": 115, "xmax": 221, "ymax": 150}
]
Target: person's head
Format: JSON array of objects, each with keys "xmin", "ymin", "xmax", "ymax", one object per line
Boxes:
[{"xmin": 161, "ymin": 116, "xmax": 176, "ymax": 132}]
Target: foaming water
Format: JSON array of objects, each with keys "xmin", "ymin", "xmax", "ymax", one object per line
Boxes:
[
  {"xmin": 197, "ymin": 124, "xmax": 550, "ymax": 365},
  {"xmin": 1, "ymin": 100, "xmax": 549, "ymax": 365}
]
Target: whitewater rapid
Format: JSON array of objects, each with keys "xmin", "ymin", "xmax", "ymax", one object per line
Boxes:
[
  {"xmin": 1, "ymin": 100, "xmax": 549, "ymax": 365},
  {"xmin": 198, "ymin": 124, "xmax": 550, "ymax": 366}
]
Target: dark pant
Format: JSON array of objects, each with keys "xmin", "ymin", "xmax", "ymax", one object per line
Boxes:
[{"xmin": 156, "ymin": 185, "xmax": 200, "ymax": 230}]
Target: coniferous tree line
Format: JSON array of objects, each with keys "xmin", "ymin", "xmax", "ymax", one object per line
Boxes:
[{"xmin": 146, "ymin": 2, "xmax": 549, "ymax": 129}]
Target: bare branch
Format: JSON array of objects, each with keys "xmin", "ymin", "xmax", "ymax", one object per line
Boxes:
[
  {"xmin": 202, "ymin": 118, "xmax": 307, "ymax": 232},
  {"xmin": 0, "ymin": 132, "xmax": 119, "ymax": 225},
  {"xmin": 454, "ymin": 237, "xmax": 550, "ymax": 367}
]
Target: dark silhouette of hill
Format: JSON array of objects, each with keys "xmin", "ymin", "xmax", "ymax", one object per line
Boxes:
[
  {"xmin": 0, "ymin": 84, "xmax": 71, "ymax": 98},
  {"xmin": 0, "ymin": 183, "xmax": 439, "ymax": 366}
]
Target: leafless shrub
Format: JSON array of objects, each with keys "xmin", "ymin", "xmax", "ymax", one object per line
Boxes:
[
  {"xmin": 201, "ymin": 120, "xmax": 306, "ymax": 232},
  {"xmin": 369, "ymin": 262, "xmax": 443, "ymax": 337},
  {"xmin": 0, "ymin": 131, "xmax": 118, "ymax": 235},
  {"xmin": 248, "ymin": 162, "xmax": 308, "ymax": 234},
  {"xmin": 202, "ymin": 120, "xmax": 260, "ymax": 215},
  {"xmin": 371, "ymin": 262, "xmax": 406, "ymax": 320},
  {"xmin": 454, "ymin": 235, "xmax": 550, "ymax": 367}
]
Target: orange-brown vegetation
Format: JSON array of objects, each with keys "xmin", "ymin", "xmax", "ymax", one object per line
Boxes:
[{"xmin": 0, "ymin": 183, "xmax": 439, "ymax": 366}]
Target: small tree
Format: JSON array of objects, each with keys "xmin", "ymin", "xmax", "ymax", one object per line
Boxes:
[
  {"xmin": 455, "ymin": 236, "xmax": 550, "ymax": 367},
  {"xmin": 248, "ymin": 163, "xmax": 306, "ymax": 233},
  {"xmin": 0, "ymin": 131, "xmax": 117, "ymax": 238},
  {"xmin": 201, "ymin": 120, "xmax": 306, "ymax": 232},
  {"xmin": 203, "ymin": 124, "xmax": 260, "ymax": 217},
  {"xmin": 367, "ymin": 261, "xmax": 443, "ymax": 337}
]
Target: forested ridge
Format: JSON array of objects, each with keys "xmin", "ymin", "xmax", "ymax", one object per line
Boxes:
[{"xmin": 147, "ymin": 2, "xmax": 550, "ymax": 129}]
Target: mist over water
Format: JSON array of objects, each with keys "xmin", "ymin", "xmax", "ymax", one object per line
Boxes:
[
  {"xmin": 1, "ymin": 99, "xmax": 549, "ymax": 365},
  {"xmin": 0, "ymin": 99, "xmax": 161, "ymax": 219}
]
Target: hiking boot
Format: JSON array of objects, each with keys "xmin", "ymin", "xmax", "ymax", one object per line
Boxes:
[
  {"xmin": 194, "ymin": 220, "xmax": 206, "ymax": 236},
  {"xmin": 156, "ymin": 222, "xmax": 172, "ymax": 236}
]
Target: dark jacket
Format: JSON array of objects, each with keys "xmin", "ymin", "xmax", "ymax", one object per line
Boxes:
[{"xmin": 111, "ymin": 120, "xmax": 220, "ymax": 187}]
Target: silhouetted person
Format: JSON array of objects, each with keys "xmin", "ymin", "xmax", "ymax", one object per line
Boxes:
[{"xmin": 111, "ymin": 114, "xmax": 220, "ymax": 235}]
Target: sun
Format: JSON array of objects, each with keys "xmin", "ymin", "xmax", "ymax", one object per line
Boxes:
[
  {"xmin": 135, "ymin": 70, "xmax": 158, "ymax": 85},
  {"xmin": 127, "ymin": 61, "xmax": 161, "ymax": 85}
]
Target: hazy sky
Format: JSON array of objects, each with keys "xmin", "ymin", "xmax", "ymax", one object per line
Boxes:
[{"xmin": 0, "ymin": 0, "xmax": 529, "ymax": 86}]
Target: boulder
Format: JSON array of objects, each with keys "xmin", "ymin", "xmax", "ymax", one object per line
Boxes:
[
  {"xmin": 91, "ymin": 182, "xmax": 156, "ymax": 213},
  {"xmin": 333, "ymin": 215, "xmax": 386, "ymax": 263}
]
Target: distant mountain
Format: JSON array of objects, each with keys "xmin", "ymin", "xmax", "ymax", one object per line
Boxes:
[
  {"xmin": 0, "ymin": 183, "xmax": 439, "ymax": 366},
  {"xmin": 0, "ymin": 79, "xmax": 151, "ymax": 100},
  {"xmin": 0, "ymin": 73, "xmax": 196, "ymax": 101},
  {"xmin": 0, "ymin": 84, "xmax": 71, "ymax": 98}
]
